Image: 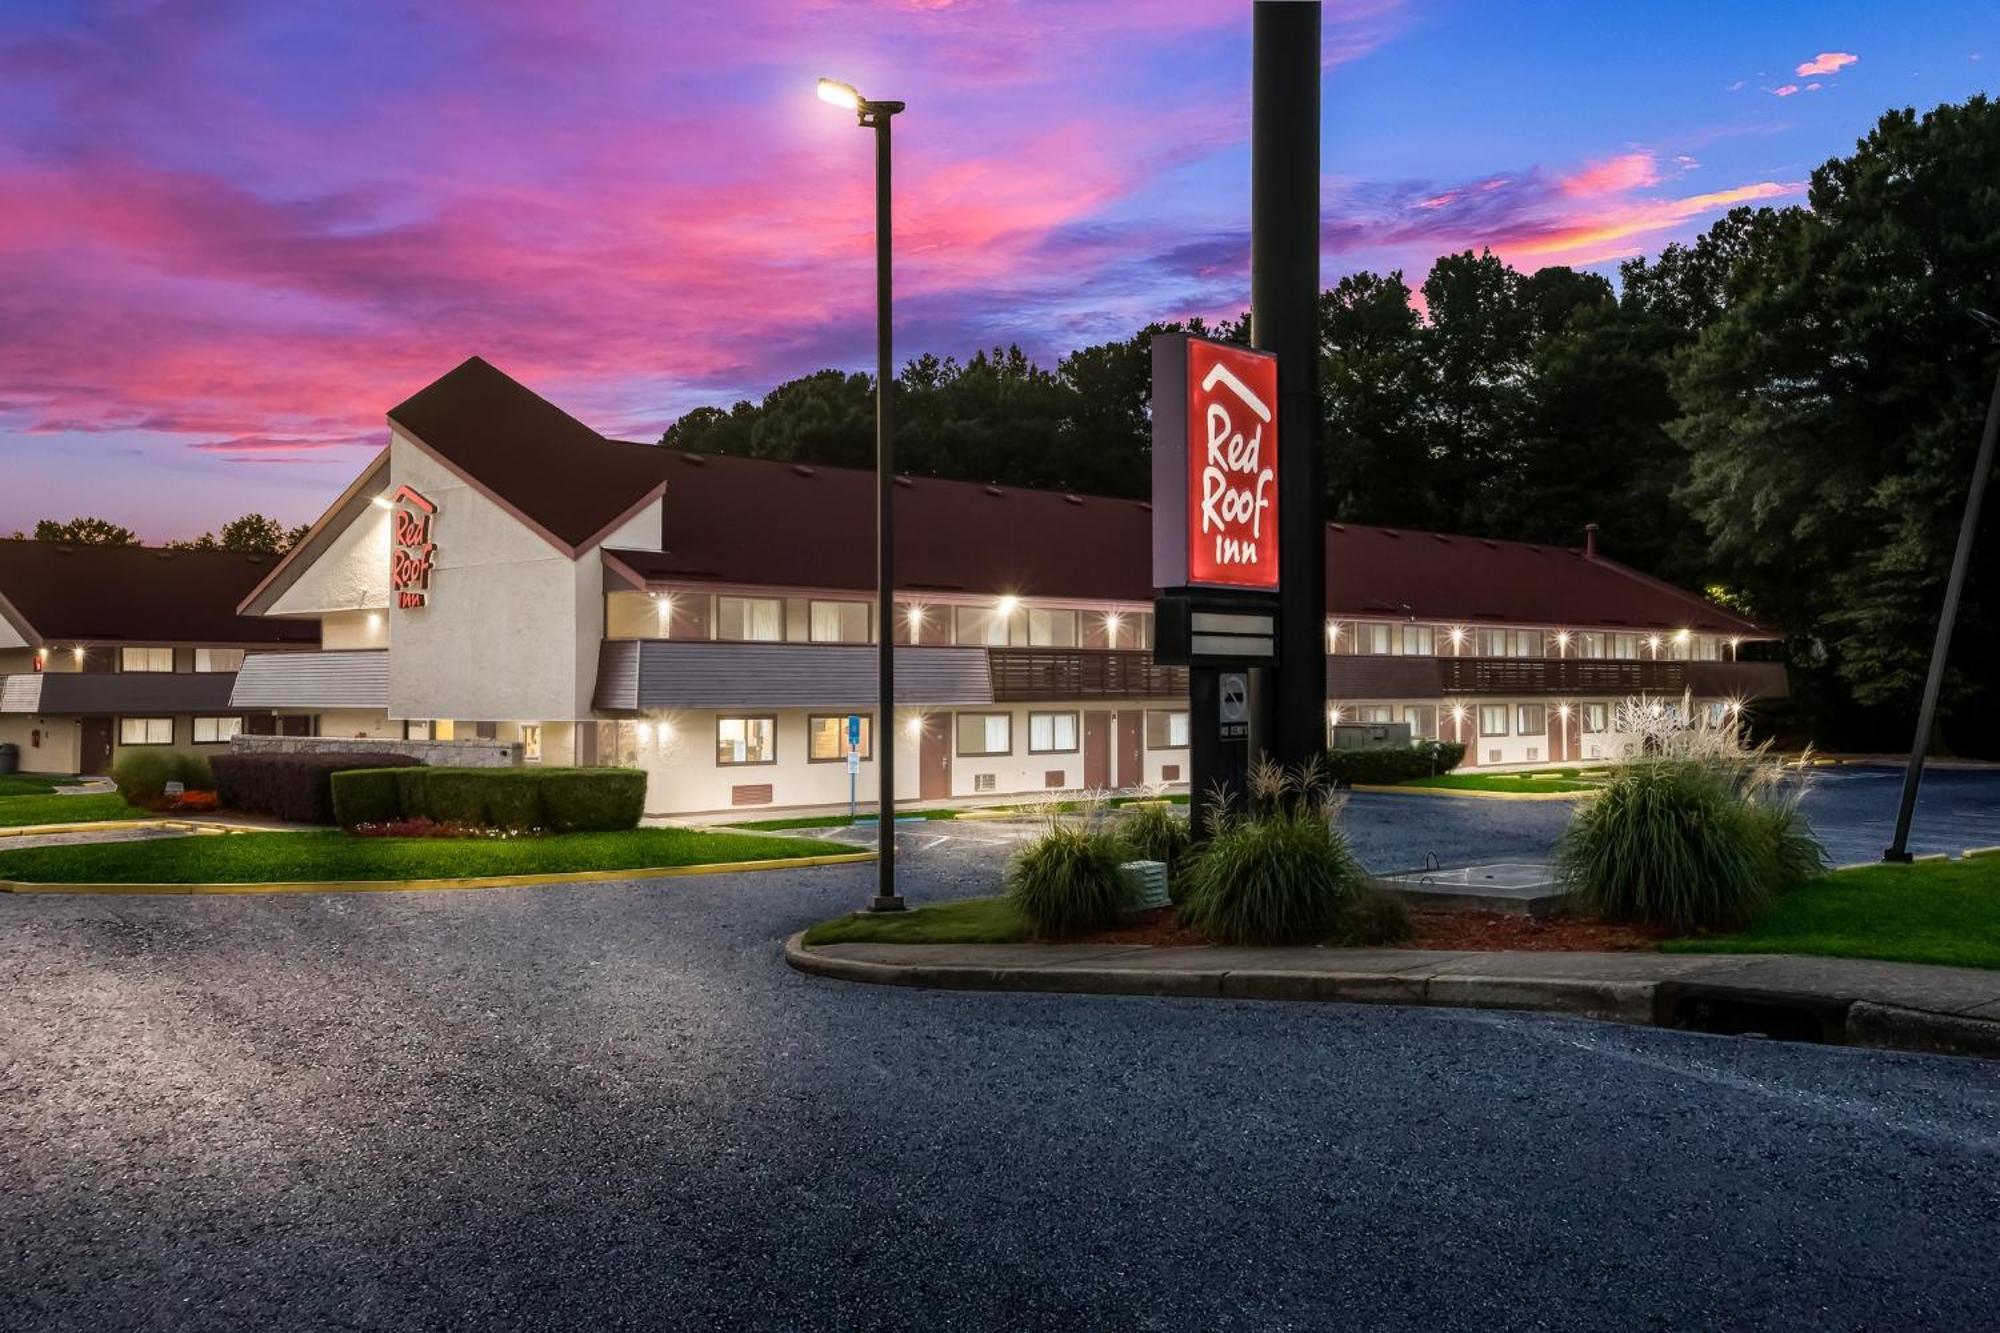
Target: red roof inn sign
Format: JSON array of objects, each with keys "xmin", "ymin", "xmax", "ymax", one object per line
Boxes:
[
  {"xmin": 1151, "ymin": 335, "xmax": 1280, "ymax": 590},
  {"xmin": 390, "ymin": 485, "xmax": 438, "ymax": 608},
  {"xmin": 1151, "ymin": 333, "xmax": 1280, "ymax": 669}
]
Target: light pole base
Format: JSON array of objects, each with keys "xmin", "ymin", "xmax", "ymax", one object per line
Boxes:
[
  {"xmin": 867, "ymin": 895, "xmax": 907, "ymax": 913},
  {"xmin": 1881, "ymin": 848, "xmax": 1915, "ymax": 864}
]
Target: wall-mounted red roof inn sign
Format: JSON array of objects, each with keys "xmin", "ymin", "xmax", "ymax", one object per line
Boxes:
[
  {"xmin": 390, "ymin": 485, "xmax": 437, "ymax": 608},
  {"xmin": 1151, "ymin": 333, "xmax": 1280, "ymax": 590}
]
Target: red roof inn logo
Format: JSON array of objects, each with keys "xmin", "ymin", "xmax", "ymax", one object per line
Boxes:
[
  {"xmin": 390, "ymin": 484, "xmax": 438, "ymax": 608},
  {"xmin": 1150, "ymin": 334, "xmax": 1280, "ymax": 591}
]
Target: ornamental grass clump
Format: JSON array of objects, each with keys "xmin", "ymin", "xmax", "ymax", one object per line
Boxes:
[
  {"xmin": 1117, "ymin": 798, "xmax": 1193, "ymax": 894},
  {"xmin": 1555, "ymin": 695, "xmax": 1826, "ymax": 932},
  {"xmin": 1004, "ymin": 817, "xmax": 1134, "ymax": 939},
  {"xmin": 1177, "ymin": 758, "xmax": 1370, "ymax": 945}
]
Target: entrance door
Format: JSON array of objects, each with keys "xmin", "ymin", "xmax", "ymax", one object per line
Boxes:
[
  {"xmin": 919, "ymin": 717, "xmax": 952, "ymax": 801},
  {"xmin": 79, "ymin": 717, "xmax": 112, "ymax": 776},
  {"xmin": 1083, "ymin": 710, "xmax": 1111, "ymax": 790},
  {"xmin": 1116, "ymin": 711, "xmax": 1143, "ymax": 789}
]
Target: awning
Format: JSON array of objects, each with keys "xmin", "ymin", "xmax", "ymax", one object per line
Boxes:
[
  {"xmin": 0, "ymin": 671, "xmax": 242, "ymax": 714},
  {"xmin": 229, "ymin": 650, "xmax": 389, "ymax": 709},
  {"xmin": 594, "ymin": 641, "xmax": 993, "ymax": 712}
]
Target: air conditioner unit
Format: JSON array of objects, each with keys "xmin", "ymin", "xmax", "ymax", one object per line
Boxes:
[
  {"xmin": 1527, "ymin": 747, "xmax": 1539, "ymax": 762},
  {"xmin": 1488, "ymin": 749, "xmax": 1502, "ymax": 764},
  {"xmin": 973, "ymin": 773, "xmax": 996, "ymax": 792}
]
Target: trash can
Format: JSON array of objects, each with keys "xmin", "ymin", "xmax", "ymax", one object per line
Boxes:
[{"xmin": 0, "ymin": 743, "xmax": 18, "ymax": 775}]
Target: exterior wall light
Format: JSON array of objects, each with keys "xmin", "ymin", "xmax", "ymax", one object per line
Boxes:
[
  {"xmin": 1103, "ymin": 612, "xmax": 1123, "ymax": 644},
  {"xmin": 996, "ymin": 595, "xmax": 1019, "ymax": 617},
  {"xmin": 1328, "ymin": 705, "xmax": 1344, "ymax": 725}
]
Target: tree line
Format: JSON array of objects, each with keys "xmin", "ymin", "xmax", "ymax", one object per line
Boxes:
[
  {"xmin": 664, "ymin": 96, "xmax": 1998, "ymax": 755},
  {"xmin": 13, "ymin": 514, "xmax": 307, "ymax": 553}
]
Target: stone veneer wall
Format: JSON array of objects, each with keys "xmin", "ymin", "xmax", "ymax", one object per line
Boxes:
[{"xmin": 227, "ymin": 734, "xmax": 521, "ymax": 768}]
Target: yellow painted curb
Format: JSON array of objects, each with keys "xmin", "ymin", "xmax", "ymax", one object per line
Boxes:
[
  {"xmin": 0, "ymin": 850, "xmax": 878, "ymax": 897},
  {"xmin": 954, "ymin": 809, "xmax": 1039, "ymax": 822},
  {"xmin": 0, "ymin": 817, "xmax": 179, "ymax": 839},
  {"xmin": 1349, "ymin": 782, "xmax": 1590, "ymax": 802},
  {"xmin": 1964, "ymin": 847, "xmax": 2000, "ymax": 860}
]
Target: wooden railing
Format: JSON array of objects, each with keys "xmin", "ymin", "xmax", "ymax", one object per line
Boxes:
[
  {"xmin": 1328, "ymin": 655, "xmax": 1788, "ymax": 700},
  {"xmin": 987, "ymin": 649, "xmax": 1188, "ymax": 701}
]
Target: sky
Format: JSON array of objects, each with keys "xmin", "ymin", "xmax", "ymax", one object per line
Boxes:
[{"xmin": 0, "ymin": 0, "xmax": 1993, "ymax": 540}]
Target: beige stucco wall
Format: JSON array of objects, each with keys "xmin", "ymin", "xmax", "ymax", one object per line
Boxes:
[
  {"xmin": 622, "ymin": 703, "xmax": 1186, "ymax": 814},
  {"xmin": 0, "ymin": 715, "xmax": 77, "ymax": 774},
  {"xmin": 322, "ymin": 609, "xmax": 390, "ymax": 651},
  {"xmin": 270, "ymin": 498, "xmax": 391, "ymax": 617},
  {"xmin": 0, "ymin": 618, "xmax": 28, "ymax": 651},
  {"xmin": 383, "ymin": 432, "xmax": 660, "ymax": 725}
]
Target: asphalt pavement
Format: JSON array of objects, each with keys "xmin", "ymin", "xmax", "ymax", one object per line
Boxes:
[{"xmin": 3, "ymin": 836, "xmax": 1998, "ymax": 1331}]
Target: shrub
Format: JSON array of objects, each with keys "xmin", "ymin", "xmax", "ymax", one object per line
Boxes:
[
  {"xmin": 212, "ymin": 752, "xmax": 417, "ymax": 824},
  {"xmin": 1177, "ymin": 759, "xmax": 1373, "ymax": 945},
  {"xmin": 1005, "ymin": 823, "xmax": 1133, "ymax": 938},
  {"xmin": 537, "ymin": 768, "xmax": 645, "ymax": 832},
  {"xmin": 111, "ymin": 750, "xmax": 175, "ymax": 807},
  {"xmin": 173, "ymin": 752, "xmax": 214, "ymax": 793},
  {"xmin": 1320, "ymin": 739, "xmax": 1465, "ymax": 786},
  {"xmin": 1350, "ymin": 883, "xmax": 1415, "ymax": 946},
  {"xmin": 1556, "ymin": 753, "xmax": 1826, "ymax": 932},
  {"xmin": 329, "ymin": 766, "xmax": 646, "ymax": 833},
  {"xmin": 329, "ymin": 768, "xmax": 403, "ymax": 828}
]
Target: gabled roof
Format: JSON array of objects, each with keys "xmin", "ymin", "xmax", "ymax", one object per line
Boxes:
[
  {"xmin": 606, "ymin": 451, "xmax": 1769, "ymax": 637},
  {"xmin": 0, "ymin": 541, "xmax": 321, "ymax": 645},
  {"xmin": 387, "ymin": 357, "xmax": 665, "ymax": 555}
]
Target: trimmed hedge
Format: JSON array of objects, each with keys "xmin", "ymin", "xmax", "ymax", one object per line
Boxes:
[
  {"xmin": 212, "ymin": 752, "xmax": 418, "ymax": 825},
  {"xmin": 1321, "ymin": 740, "xmax": 1466, "ymax": 786},
  {"xmin": 330, "ymin": 766, "xmax": 646, "ymax": 833}
]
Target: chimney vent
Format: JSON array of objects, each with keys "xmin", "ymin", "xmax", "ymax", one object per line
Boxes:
[{"xmin": 1584, "ymin": 522, "xmax": 1599, "ymax": 557}]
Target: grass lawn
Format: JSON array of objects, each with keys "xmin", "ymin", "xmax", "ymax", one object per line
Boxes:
[
  {"xmin": 0, "ymin": 774, "xmax": 84, "ymax": 798},
  {"xmin": 803, "ymin": 895, "xmax": 1030, "ymax": 946},
  {"xmin": 727, "ymin": 808, "xmax": 962, "ymax": 832},
  {"xmin": 0, "ymin": 825, "xmax": 840, "ymax": 885},
  {"xmin": 1395, "ymin": 773, "xmax": 1600, "ymax": 794},
  {"xmin": 0, "ymin": 793, "xmax": 143, "ymax": 828},
  {"xmin": 1663, "ymin": 856, "xmax": 2000, "ymax": 971}
]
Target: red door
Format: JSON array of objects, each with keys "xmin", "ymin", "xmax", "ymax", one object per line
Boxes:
[
  {"xmin": 919, "ymin": 717, "xmax": 952, "ymax": 801},
  {"xmin": 79, "ymin": 717, "xmax": 112, "ymax": 776},
  {"xmin": 1083, "ymin": 711, "xmax": 1111, "ymax": 789},
  {"xmin": 1116, "ymin": 711, "xmax": 1144, "ymax": 789}
]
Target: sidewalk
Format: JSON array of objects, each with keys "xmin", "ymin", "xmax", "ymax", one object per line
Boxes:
[{"xmin": 786, "ymin": 936, "xmax": 2000, "ymax": 1060}]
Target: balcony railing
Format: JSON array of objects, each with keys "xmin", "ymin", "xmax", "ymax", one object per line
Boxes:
[
  {"xmin": 1327, "ymin": 655, "xmax": 1788, "ymax": 700},
  {"xmin": 987, "ymin": 649, "xmax": 1188, "ymax": 702}
]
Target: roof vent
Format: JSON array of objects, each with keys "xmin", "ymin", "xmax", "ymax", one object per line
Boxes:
[
  {"xmin": 1378, "ymin": 530, "xmax": 1401, "ymax": 540},
  {"xmin": 1137, "ymin": 501, "xmax": 1152, "ymax": 513},
  {"xmin": 1430, "ymin": 534, "xmax": 1451, "ymax": 543},
  {"xmin": 790, "ymin": 464, "xmax": 817, "ymax": 478},
  {"xmin": 1478, "ymin": 539, "xmax": 1499, "ymax": 549},
  {"xmin": 1062, "ymin": 494, "xmax": 1084, "ymax": 506},
  {"xmin": 678, "ymin": 452, "xmax": 708, "ymax": 467},
  {"xmin": 894, "ymin": 476, "xmax": 915, "ymax": 488},
  {"xmin": 1329, "ymin": 523, "xmax": 1346, "ymax": 532},
  {"xmin": 982, "ymin": 485, "xmax": 1004, "ymax": 498}
]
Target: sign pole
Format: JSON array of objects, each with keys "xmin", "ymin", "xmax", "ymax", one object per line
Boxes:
[{"xmin": 1251, "ymin": 0, "xmax": 1325, "ymax": 771}]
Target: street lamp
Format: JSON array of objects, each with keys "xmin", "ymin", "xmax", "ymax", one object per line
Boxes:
[{"xmin": 820, "ymin": 76, "xmax": 907, "ymax": 912}]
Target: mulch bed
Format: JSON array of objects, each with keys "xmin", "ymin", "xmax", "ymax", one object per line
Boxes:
[
  {"xmin": 1408, "ymin": 911, "xmax": 1668, "ymax": 952},
  {"xmin": 1077, "ymin": 907, "xmax": 1669, "ymax": 952}
]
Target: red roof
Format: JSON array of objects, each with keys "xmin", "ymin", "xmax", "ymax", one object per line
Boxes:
[
  {"xmin": 0, "ymin": 541, "xmax": 322, "ymax": 645},
  {"xmin": 608, "ymin": 452, "xmax": 1765, "ymax": 636},
  {"xmin": 370, "ymin": 359, "xmax": 1767, "ymax": 637}
]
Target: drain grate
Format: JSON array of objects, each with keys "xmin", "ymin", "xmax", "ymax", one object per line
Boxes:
[{"xmin": 1655, "ymin": 982, "xmax": 1849, "ymax": 1044}]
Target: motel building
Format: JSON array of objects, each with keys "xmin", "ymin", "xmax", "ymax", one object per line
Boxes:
[
  {"xmin": 0, "ymin": 542, "xmax": 317, "ymax": 775},
  {"xmin": 218, "ymin": 357, "xmax": 1787, "ymax": 815}
]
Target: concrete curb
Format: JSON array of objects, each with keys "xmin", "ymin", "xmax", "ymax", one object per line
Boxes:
[
  {"xmin": 1349, "ymin": 783, "xmax": 1590, "ymax": 802},
  {"xmin": 0, "ymin": 817, "xmax": 175, "ymax": 839},
  {"xmin": 784, "ymin": 933, "xmax": 2000, "ymax": 1061},
  {"xmin": 1, "ymin": 850, "xmax": 877, "ymax": 897}
]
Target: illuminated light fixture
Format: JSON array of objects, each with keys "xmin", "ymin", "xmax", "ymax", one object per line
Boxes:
[
  {"xmin": 1103, "ymin": 611, "xmax": 1123, "ymax": 634},
  {"xmin": 905, "ymin": 605, "xmax": 925, "ymax": 626},
  {"xmin": 1556, "ymin": 631, "xmax": 1571, "ymax": 650},
  {"xmin": 71, "ymin": 646, "xmax": 85, "ymax": 663},
  {"xmin": 1448, "ymin": 625, "xmax": 1467, "ymax": 645},
  {"xmin": 1646, "ymin": 634, "xmax": 1662, "ymax": 655},
  {"xmin": 1328, "ymin": 706, "xmax": 1344, "ymax": 725},
  {"xmin": 815, "ymin": 77, "xmax": 861, "ymax": 111},
  {"xmin": 1674, "ymin": 628, "xmax": 1691, "ymax": 642},
  {"xmin": 1557, "ymin": 703, "xmax": 1572, "ymax": 719},
  {"xmin": 904, "ymin": 714, "xmax": 924, "ymax": 738},
  {"xmin": 995, "ymin": 595, "xmax": 1019, "ymax": 617},
  {"xmin": 637, "ymin": 721, "xmax": 654, "ymax": 745},
  {"xmin": 366, "ymin": 611, "xmax": 383, "ymax": 631},
  {"xmin": 1450, "ymin": 704, "xmax": 1469, "ymax": 724}
]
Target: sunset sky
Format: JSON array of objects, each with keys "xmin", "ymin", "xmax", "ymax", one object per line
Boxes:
[{"xmin": 1, "ymin": 0, "xmax": 1993, "ymax": 539}]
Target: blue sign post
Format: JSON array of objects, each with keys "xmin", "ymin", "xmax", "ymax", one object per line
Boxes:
[{"xmin": 847, "ymin": 714, "xmax": 862, "ymax": 819}]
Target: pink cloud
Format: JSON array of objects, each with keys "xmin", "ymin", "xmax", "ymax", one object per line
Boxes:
[
  {"xmin": 1560, "ymin": 152, "xmax": 1660, "ymax": 197},
  {"xmin": 1795, "ymin": 51, "xmax": 1858, "ymax": 77},
  {"xmin": 1772, "ymin": 84, "xmax": 1801, "ymax": 97}
]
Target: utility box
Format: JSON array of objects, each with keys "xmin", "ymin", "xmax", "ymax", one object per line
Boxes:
[
  {"xmin": 0, "ymin": 743, "xmax": 16, "ymax": 775},
  {"xmin": 1118, "ymin": 860, "xmax": 1171, "ymax": 914},
  {"xmin": 1330, "ymin": 722, "xmax": 1412, "ymax": 751}
]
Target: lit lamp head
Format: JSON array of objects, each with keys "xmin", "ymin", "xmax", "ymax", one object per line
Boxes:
[
  {"xmin": 816, "ymin": 77, "xmax": 904, "ymax": 126},
  {"xmin": 995, "ymin": 595, "xmax": 1019, "ymax": 618}
]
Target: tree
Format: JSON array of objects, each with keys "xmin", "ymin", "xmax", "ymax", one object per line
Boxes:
[
  {"xmin": 35, "ymin": 516, "xmax": 136, "ymax": 546},
  {"xmin": 170, "ymin": 513, "xmax": 308, "ymax": 553},
  {"xmin": 1321, "ymin": 271, "xmax": 1437, "ymax": 527},
  {"xmin": 1671, "ymin": 96, "xmax": 2000, "ymax": 749}
]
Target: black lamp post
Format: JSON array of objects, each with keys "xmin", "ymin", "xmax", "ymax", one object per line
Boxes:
[{"xmin": 820, "ymin": 77, "xmax": 907, "ymax": 911}]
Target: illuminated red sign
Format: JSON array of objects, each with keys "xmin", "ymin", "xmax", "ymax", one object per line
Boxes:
[
  {"xmin": 390, "ymin": 485, "xmax": 437, "ymax": 608},
  {"xmin": 1151, "ymin": 334, "xmax": 1280, "ymax": 591}
]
